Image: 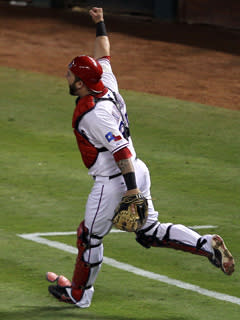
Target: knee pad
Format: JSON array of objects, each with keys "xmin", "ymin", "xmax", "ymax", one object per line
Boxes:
[{"xmin": 136, "ymin": 221, "xmax": 160, "ymax": 248}]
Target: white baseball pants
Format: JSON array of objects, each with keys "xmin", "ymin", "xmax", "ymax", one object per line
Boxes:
[{"xmin": 74, "ymin": 158, "xmax": 214, "ymax": 307}]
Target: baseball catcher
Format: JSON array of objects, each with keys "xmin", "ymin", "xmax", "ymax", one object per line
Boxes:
[{"xmin": 46, "ymin": 7, "xmax": 235, "ymax": 310}]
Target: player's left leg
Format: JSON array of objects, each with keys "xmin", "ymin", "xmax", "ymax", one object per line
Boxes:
[
  {"xmin": 47, "ymin": 174, "xmax": 126, "ymax": 307},
  {"xmin": 47, "ymin": 220, "xmax": 100, "ymax": 308},
  {"xmin": 68, "ymin": 220, "xmax": 103, "ymax": 308},
  {"xmin": 47, "ymin": 272, "xmax": 73, "ymax": 304},
  {"xmin": 69, "ymin": 176, "xmax": 125, "ymax": 307}
]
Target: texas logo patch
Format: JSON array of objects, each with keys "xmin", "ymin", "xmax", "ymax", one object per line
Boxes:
[{"xmin": 105, "ymin": 131, "xmax": 122, "ymax": 142}]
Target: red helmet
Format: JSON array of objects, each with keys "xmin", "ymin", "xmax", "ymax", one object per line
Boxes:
[{"xmin": 68, "ymin": 55, "xmax": 104, "ymax": 93}]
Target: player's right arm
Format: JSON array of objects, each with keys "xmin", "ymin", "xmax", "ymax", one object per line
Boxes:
[
  {"xmin": 89, "ymin": 9, "xmax": 139, "ymax": 196},
  {"xmin": 89, "ymin": 7, "xmax": 119, "ymax": 93},
  {"xmin": 89, "ymin": 7, "xmax": 110, "ymax": 59}
]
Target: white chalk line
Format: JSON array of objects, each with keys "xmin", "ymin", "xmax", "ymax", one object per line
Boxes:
[
  {"xmin": 17, "ymin": 225, "xmax": 218, "ymax": 238},
  {"xmin": 17, "ymin": 225, "xmax": 240, "ymax": 307}
]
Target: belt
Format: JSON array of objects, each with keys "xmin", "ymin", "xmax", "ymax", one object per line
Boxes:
[
  {"xmin": 109, "ymin": 172, "xmax": 122, "ymax": 179},
  {"xmin": 93, "ymin": 172, "xmax": 122, "ymax": 181}
]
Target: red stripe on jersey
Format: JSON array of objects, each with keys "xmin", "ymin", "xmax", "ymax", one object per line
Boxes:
[
  {"xmin": 98, "ymin": 56, "xmax": 111, "ymax": 61},
  {"xmin": 113, "ymin": 147, "xmax": 132, "ymax": 162}
]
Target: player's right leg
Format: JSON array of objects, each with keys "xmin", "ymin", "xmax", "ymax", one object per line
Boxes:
[
  {"xmin": 134, "ymin": 158, "xmax": 235, "ymax": 275},
  {"xmin": 135, "ymin": 221, "xmax": 235, "ymax": 275},
  {"xmin": 209, "ymin": 234, "xmax": 235, "ymax": 275}
]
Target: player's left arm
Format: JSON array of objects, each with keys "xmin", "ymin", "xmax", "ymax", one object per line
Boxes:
[
  {"xmin": 89, "ymin": 7, "xmax": 110, "ymax": 60},
  {"xmin": 113, "ymin": 148, "xmax": 141, "ymax": 196},
  {"xmin": 88, "ymin": 108, "xmax": 140, "ymax": 196}
]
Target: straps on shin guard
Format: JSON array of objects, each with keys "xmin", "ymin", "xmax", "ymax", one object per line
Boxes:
[
  {"xmin": 160, "ymin": 225, "xmax": 210, "ymax": 257},
  {"xmin": 71, "ymin": 221, "xmax": 103, "ymax": 301},
  {"xmin": 136, "ymin": 223, "xmax": 211, "ymax": 258},
  {"xmin": 135, "ymin": 221, "xmax": 159, "ymax": 248}
]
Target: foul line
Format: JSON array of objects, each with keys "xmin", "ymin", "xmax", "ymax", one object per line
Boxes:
[
  {"xmin": 17, "ymin": 226, "xmax": 240, "ymax": 307},
  {"xmin": 16, "ymin": 225, "xmax": 218, "ymax": 238}
]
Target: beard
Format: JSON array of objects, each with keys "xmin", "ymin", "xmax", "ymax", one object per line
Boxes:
[{"xmin": 69, "ymin": 82, "xmax": 78, "ymax": 96}]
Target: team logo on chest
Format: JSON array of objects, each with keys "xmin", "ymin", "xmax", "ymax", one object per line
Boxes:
[{"xmin": 105, "ymin": 131, "xmax": 122, "ymax": 142}]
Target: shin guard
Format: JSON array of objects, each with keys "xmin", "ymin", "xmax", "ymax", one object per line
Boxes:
[
  {"xmin": 136, "ymin": 223, "xmax": 212, "ymax": 258},
  {"xmin": 71, "ymin": 221, "xmax": 103, "ymax": 302}
]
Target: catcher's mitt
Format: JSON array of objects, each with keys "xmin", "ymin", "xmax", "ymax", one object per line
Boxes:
[{"xmin": 112, "ymin": 193, "xmax": 148, "ymax": 232}]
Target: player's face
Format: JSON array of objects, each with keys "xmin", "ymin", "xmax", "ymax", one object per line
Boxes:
[
  {"xmin": 66, "ymin": 69, "xmax": 79, "ymax": 96},
  {"xmin": 69, "ymin": 82, "xmax": 78, "ymax": 96}
]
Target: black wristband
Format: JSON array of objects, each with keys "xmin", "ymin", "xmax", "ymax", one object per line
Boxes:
[
  {"xmin": 123, "ymin": 172, "xmax": 137, "ymax": 190},
  {"xmin": 96, "ymin": 21, "xmax": 107, "ymax": 37}
]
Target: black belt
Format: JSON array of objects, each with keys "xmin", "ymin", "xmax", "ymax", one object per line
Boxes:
[
  {"xmin": 109, "ymin": 172, "xmax": 122, "ymax": 179},
  {"xmin": 93, "ymin": 172, "xmax": 122, "ymax": 180}
]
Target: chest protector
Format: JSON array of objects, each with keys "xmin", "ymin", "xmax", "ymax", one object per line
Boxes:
[{"xmin": 72, "ymin": 93, "xmax": 108, "ymax": 169}]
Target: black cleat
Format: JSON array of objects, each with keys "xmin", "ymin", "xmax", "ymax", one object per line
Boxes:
[
  {"xmin": 48, "ymin": 284, "xmax": 74, "ymax": 304},
  {"xmin": 209, "ymin": 235, "xmax": 235, "ymax": 275}
]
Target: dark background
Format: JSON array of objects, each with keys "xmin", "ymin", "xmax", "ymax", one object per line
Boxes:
[{"xmin": 2, "ymin": 0, "xmax": 240, "ymax": 29}]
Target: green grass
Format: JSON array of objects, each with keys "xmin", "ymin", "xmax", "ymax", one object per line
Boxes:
[{"xmin": 1, "ymin": 67, "xmax": 240, "ymax": 319}]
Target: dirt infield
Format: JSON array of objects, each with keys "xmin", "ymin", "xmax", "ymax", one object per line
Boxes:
[{"xmin": 0, "ymin": 5, "xmax": 239, "ymax": 110}]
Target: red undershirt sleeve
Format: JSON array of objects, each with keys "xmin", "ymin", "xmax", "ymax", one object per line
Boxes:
[
  {"xmin": 98, "ymin": 56, "xmax": 111, "ymax": 61},
  {"xmin": 113, "ymin": 147, "xmax": 132, "ymax": 162}
]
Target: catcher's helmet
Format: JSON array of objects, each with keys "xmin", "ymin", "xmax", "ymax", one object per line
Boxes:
[{"xmin": 68, "ymin": 55, "xmax": 104, "ymax": 93}]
